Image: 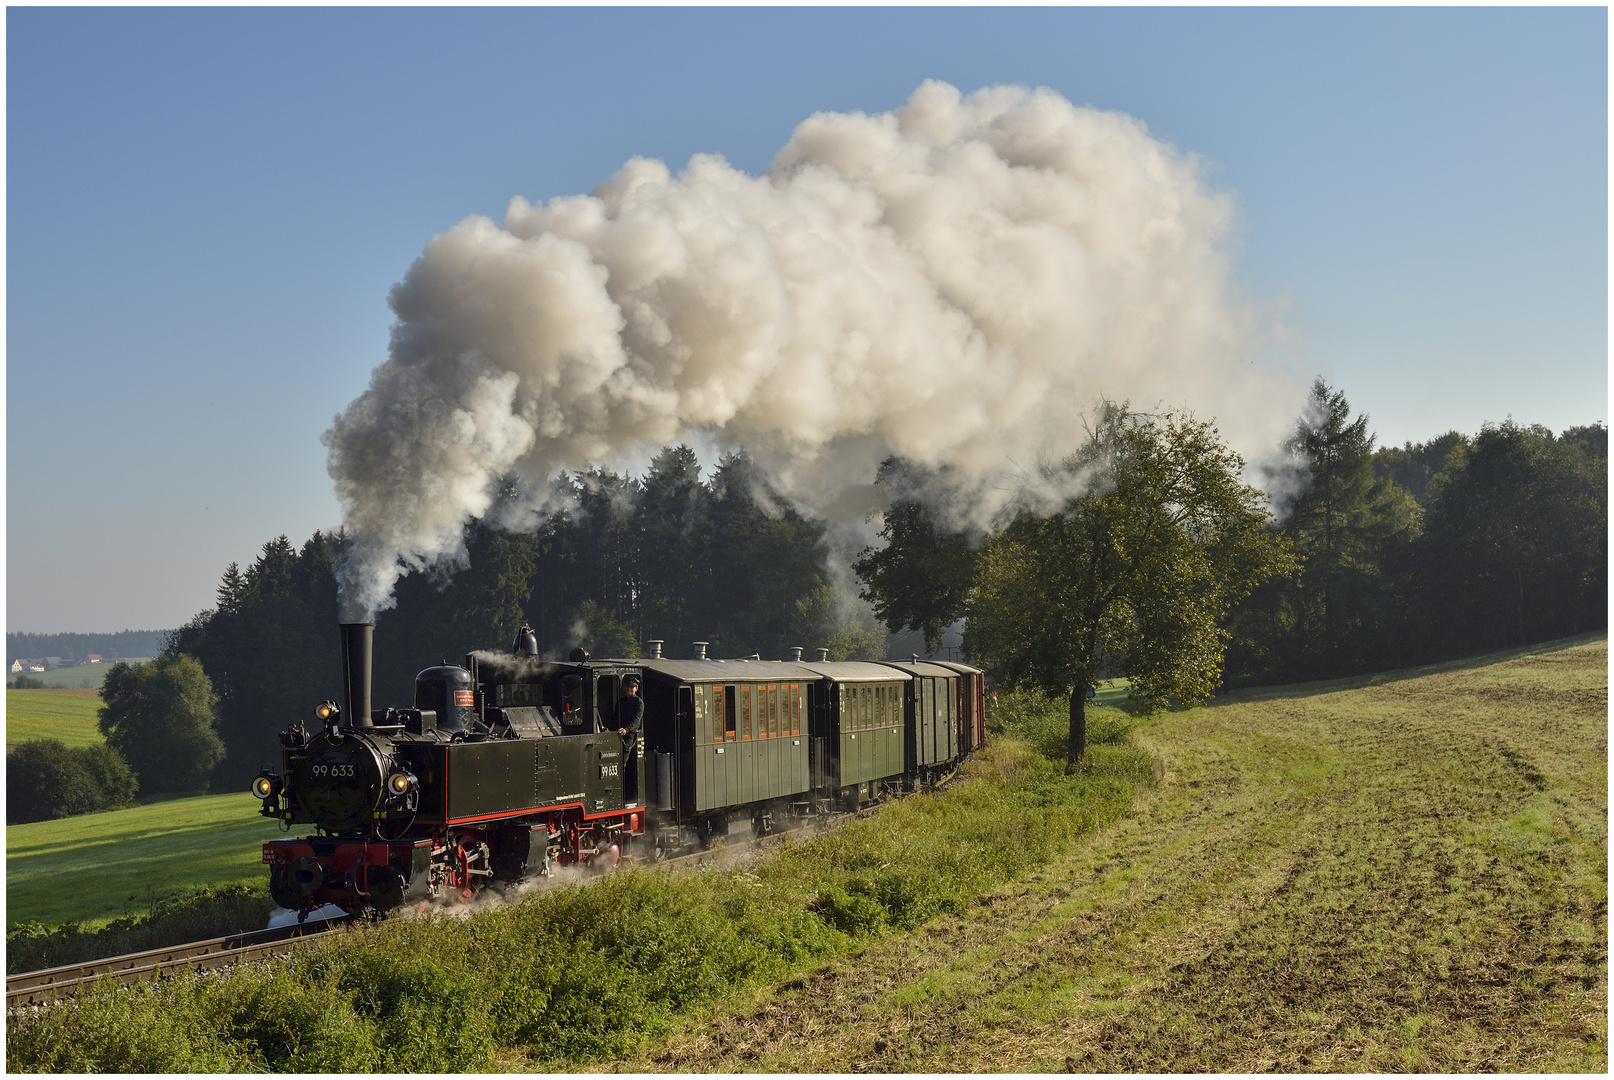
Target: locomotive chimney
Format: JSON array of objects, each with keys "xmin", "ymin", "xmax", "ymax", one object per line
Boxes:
[
  {"xmin": 339, "ymin": 622, "xmax": 374, "ymax": 728},
  {"xmin": 789, "ymin": 646, "xmax": 803, "ymax": 662},
  {"xmin": 647, "ymin": 639, "xmax": 664, "ymax": 659},
  {"xmin": 692, "ymin": 641, "xmax": 709, "ymax": 660}
]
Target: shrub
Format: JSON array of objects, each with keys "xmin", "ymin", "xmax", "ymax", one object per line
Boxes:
[{"xmin": 6, "ymin": 739, "xmax": 137, "ymax": 823}]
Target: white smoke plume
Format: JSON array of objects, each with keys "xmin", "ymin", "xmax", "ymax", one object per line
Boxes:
[{"xmin": 326, "ymin": 80, "xmax": 1297, "ymax": 621}]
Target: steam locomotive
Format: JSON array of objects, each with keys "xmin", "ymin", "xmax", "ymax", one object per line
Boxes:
[{"xmin": 254, "ymin": 623, "xmax": 985, "ymax": 917}]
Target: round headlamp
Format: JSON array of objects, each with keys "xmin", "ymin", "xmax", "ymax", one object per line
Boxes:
[
  {"xmin": 314, "ymin": 701, "xmax": 339, "ymax": 722},
  {"xmin": 387, "ymin": 772, "xmax": 412, "ymax": 795},
  {"xmin": 252, "ymin": 775, "xmax": 274, "ymax": 799}
]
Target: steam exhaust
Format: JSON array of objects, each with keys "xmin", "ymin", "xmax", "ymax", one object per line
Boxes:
[{"xmin": 339, "ymin": 622, "xmax": 374, "ymax": 728}]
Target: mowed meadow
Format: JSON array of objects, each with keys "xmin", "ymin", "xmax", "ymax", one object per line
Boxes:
[
  {"xmin": 6, "ymin": 637, "xmax": 1605, "ymax": 1072},
  {"xmin": 6, "ymin": 687, "xmax": 281, "ymax": 934},
  {"xmin": 5, "ymin": 688, "xmax": 106, "ymax": 747},
  {"xmin": 614, "ymin": 635, "xmax": 1607, "ymax": 1073},
  {"xmin": 7, "ymin": 793, "xmax": 285, "ymax": 929}
]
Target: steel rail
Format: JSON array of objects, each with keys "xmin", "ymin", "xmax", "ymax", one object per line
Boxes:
[{"xmin": 6, "ymin": 916, "xmax": 353, "ymax": 1010}]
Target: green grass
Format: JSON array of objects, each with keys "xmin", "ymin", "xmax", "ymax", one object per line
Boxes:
[
  {"xmin": 620, "ymin": 635, "xmax": 1607, "ymax": 1073},
  {"xmin": 7, "ymin": 639, "xmax": 1605, "ymax": 1071},
  {"xmin": 10, "ymin": 664, "xmax": 115, "ymax": 689},
  {"xmin": 6, "ymin": 792, "xmax": 284, "ymax": 929},
  {"xmin": 5, "ymin": 689, "xmax": 105, "ymax": 747},
  {"xmin": 4, "ymin": 717, "xmax": 1150, "ymax": 1071}
]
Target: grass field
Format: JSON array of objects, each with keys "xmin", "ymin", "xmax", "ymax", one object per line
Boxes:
[
  {"xmin": 5, "ymin": 637, "xmax": 1604, "ymax": 1071},
  {"xmin": 10, "ymin": 664, "xmax": 114, "ymax": 690},
  {"xmin": 611, "ymin": 635, "xmax": 1607, "ymax": 1072},
  {"xmin": 5, "ymin": 689, "xmax": 106, "ymax": 748},
  {"xmin": 6, "ymin": 792, "xmax": 283, "ymax": 928}
]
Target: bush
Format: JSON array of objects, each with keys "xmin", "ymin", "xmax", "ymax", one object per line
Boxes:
[
  {"xmin": 6, "ymin": 740, "xmax": 137, "ymax": 823},
  {"xmin": 9, "ymin": 674, "xmax": 46, "ymax": 689}
]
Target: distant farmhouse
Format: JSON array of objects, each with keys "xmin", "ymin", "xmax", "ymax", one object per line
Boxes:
[{"xmin": 9, "ymin": 655, "xmax": 150, "ymax": 673}]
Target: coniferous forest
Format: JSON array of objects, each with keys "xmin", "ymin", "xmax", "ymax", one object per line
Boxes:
[{"xmin": 161, "ymin": 383, "xmax": 1603, "ymax": 790}]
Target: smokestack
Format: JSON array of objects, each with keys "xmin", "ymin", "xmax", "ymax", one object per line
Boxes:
[
  {"xmin": 693, "ymin": 641, "xmax": 709, "ymax": 660},
  {"xmin": 647, "ymin": 639, "xmax": 664, "ymax": 659},
  {"xmin": 789, "ymin": 646, "xmax": 803, "ymax": 662},
  {"xmin": 339, "ymin": 623, "xmax": 374, "ymax": 729},
  {"xmin": 815, "ymin": 647, "xmax": 829, "ymax": 662}
]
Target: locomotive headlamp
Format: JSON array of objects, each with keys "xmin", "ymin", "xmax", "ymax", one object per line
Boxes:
[
  {"xmin": 251, "ymin": 771, "xmax": 282, "ymax": 800},
  {"xmin": 387, "ymin": 772, "xmax": 414, "ymax": 795},
  {"xmin": 314, "ymin": 701, "xmax": 339, "ymax": 722}
]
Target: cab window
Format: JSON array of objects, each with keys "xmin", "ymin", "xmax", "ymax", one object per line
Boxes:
[{"xmin": 560, "ymin": 674, "xmax": 585, "ymax": 725}]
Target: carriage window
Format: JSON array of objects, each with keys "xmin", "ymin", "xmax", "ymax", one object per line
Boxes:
[
  {"xmin": 723, "ymin": 686, "xmax": 737, "ymax": 739},
  {"xmin": 790, "ymin": 684, "xmax": 800, "ymax": 735},
  {"xmin": 740, "ymin": 684, "xmax": 752, "ymax": 739},
  {"xmin": 767, "ymin": 684, "xmax": 779, "ymax": 737}
]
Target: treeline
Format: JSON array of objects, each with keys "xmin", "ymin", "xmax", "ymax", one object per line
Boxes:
[
  {"xmin": 1223, "ymin": 382, "xmax": 1606, "ymax": 684},
  {"xmin": 171, "ymin": 448, "xmax": 881, "ymax": 788},
  {"xmin": 6, "ymin": 630, "xmax": 169, "ymax": 663},
  {"xmin": 89, "ymin": 386, "xmax": 1607, "ymax": 796},
  {"xmin": 850, "ymin": 383, "xmax": 1604, "ymax": 759}
]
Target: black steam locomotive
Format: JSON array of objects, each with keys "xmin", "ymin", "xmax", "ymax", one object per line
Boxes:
[{"xmin": 254, "ymin": 622, "xmax": 984, "ymax": 916}]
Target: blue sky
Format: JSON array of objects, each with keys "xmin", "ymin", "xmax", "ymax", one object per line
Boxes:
[{"xmin": 7, "ymin": 6, "xmax": 1607, "ymax": 634}]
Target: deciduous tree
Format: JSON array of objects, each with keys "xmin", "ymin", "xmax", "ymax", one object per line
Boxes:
[
  {"xmin": 964, "ymin": 404, "xmax": 1294, "ymax": 762},
  {"xmin": 853, "ymin": 458, "xmax": 979, "ymax": 655},
  {"xmin": 98, "ymin": 654, "xmax": 225, "ymax": 793}
]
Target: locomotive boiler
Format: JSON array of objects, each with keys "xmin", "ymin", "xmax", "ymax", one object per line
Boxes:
[{"xmin": 254, "ymin": 623, "xmax": 984, "ymax": 918}]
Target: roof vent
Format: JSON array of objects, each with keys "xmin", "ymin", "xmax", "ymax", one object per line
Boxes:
[
  {"xmin": 789, "ymin": 647, "xmax": 803, "ymax": 662},
  {"xmin": 647, "ymin": 639, "xmax": 664, "ymax": 659},
  {"xmin": 912, "ymin": 653, "xmax": 921, "ymax": 664},
  {"xmin": 815, "ymin": 647, "xmax": 830, "ymax": 663},
  {"xmin": 693, "ymin": 641, "xmax": 709, "ymax": 661}
]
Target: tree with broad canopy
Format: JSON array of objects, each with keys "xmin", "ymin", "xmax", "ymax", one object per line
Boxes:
[{"xmin": 964, "ymin": 403, "xmax": 1296, "ymax": 762}]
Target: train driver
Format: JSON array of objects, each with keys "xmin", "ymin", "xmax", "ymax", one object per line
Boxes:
[{"xmin": 614, "ymin": 675, "xmax": 644, "ymax": 802}]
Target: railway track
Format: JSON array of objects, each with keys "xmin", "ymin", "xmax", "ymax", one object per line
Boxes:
[
  {"xmin": 7, "ymin": 781, "xmax": 953, "ymax": 1011},
  {"xmin": 5, "ymin": 916, "xmax": 354, "ymax": 1010}
]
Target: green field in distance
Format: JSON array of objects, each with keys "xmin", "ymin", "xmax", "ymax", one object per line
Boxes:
[
  {"xmin": 6, "ymin": 792, "xmax": 281, "ymax": 928},
  {"xmin": 6, "ymin": 689, "xmax": 106, "ymax": 748},
  {"xmin": 9, "ymin": 663, "xmax": 116, "ymax": 689}
]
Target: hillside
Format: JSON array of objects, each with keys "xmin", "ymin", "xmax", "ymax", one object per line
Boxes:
[
  {"xmin": 6, "ymin": 792, "xmax": 283, "ymax": 928},
  {"xmin": 612, "ymin": 635, "xmax": 1607, "ymax": 1072},
  {"xmin": 5, "ymin": 689, "xmax": 105, "ymax": 748}
]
